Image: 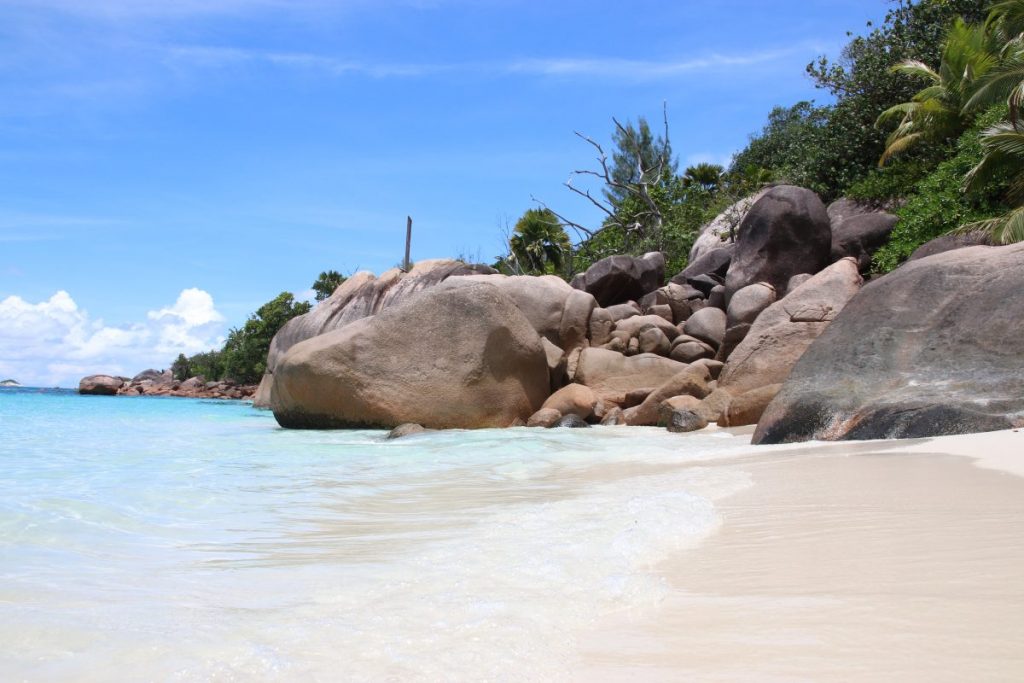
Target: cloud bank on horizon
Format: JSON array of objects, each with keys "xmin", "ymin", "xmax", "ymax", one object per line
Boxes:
[{"xmin": 0, "ymin": 288, "xmax": 226, "ymax": 388}]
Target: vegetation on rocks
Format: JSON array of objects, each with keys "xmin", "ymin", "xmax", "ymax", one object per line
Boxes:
[{"xmin": 518, "ymin": 0, "xmax": 1022, "ymax": 280}]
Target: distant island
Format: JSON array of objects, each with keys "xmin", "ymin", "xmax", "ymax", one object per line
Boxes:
[{"xmin": 0, "ymin": 379, "xmax": 21, "ymax": 387}]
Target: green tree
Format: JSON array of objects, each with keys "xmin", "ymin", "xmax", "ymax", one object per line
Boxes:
[
  {"xmin": 733, "ymin": 0, "xmax": 990, "ymax": 200},
  {"xmin": 872, "ymin": 105, "xmax": 1009, "ymax": 271},
  {"xmin": 171, "ymin": 353, "xmax": 191, "ymax": 381},
  {"xmin": 965, "ymin": 1, "xmax": 1024, "ymax": 122},
  {"xmin": 221, "ymin": 292, "xmax": 312, "ymax": 384},
  {"xmin": 961, "ymin": 117, "xmax": 1024, "ymax": 242},
  {"xmin": 877, "ymin": 19, "xmax": 997, "ymax": 164},
  {"xmin": 508, "ymin": 209, "xmax": 571, "ymax": 275},
  {"xmin": 605, "ymin": 116, "xmax": 676, "ymax": 206},
  {"xmin": 682, "ymin": 163, "xmax": 724, "ymax": 192},
  {"xmin": 312, "ymin": 270, "xmax": 346, "ymax": 302}
]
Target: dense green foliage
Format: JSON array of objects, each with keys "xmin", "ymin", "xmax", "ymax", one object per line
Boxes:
[
  {"xmin": 171, "ymin": 291, "xmax": 311, "ymax": 384},
  {"xmin": 872, "ymin": 105, "xmax": 1010, "ymax": 271},
  {"xmin": 312, "ymin": 270, "xmax": 346, "ymax": 302},
  {"xmin": 730, "ymin": 0, "xmax": 988, "ymax": 203},
  {"xmin": 503, "ymin": 208, "xmax": 571, "ymax": 275}
]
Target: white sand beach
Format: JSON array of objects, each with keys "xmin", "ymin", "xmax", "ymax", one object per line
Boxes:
[{"xmin": 578, "ymin": 428, "xmax": 1024, "ymax": 681}]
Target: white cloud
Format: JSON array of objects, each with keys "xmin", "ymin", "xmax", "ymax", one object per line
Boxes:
[
  {"xmin": 0, "ymin": 288, "xmax": 226, "ymax": 387},
  {"xmin": 160, "ymin": 43, "xmax": 815, "ymax": 82}
]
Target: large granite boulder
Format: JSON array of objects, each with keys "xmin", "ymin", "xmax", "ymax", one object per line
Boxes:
[
  {"xmin": 569, "ymin": 252, "xmax": 665, "ymax": 307},
  {"xmin": 450, "ymin": 274, "xmax": 597, "ymax": 352},
  {"xmin": 723, "ymin": 185, "xmax": 832, "ymax": 303},
  {"xmin": 261, "ymin": 260, "xmax": 495, "ymax": 398},
  {"xmin": 908, "ymin": 230, "xmax": 993, "ymax": 261},
  {"xmin": 672, "ymin": 246, "xmax": 734, "ymax": 289},
  {"xmin": 830, "ymin": 208, "xmax": 898, "ymax": 273},
  {"xmin": 271, "ymin": 281, "xmax": 549, "ymax": 429},
  {"xmin": 79, "ymin": 375, "xmax": 124, "ymax": 395},
  {"xmin": 754, "ymin": 243, "xmax": 1024, "ymax": 443},
  {"xmin": 690, "ymin": 190, "xmax": 768, "ymax": 262},
  {"xmin": 573, "ymin": 348, "xmax": 687, "ymax": 401},
  {"xmin": 718, "ymin": 258, "xmax": 862, "ymax": 396}
]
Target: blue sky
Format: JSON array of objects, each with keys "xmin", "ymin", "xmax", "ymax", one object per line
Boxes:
[{"xmin": 0, "ymin": 0, "xmax": 890, "ymax": 386}]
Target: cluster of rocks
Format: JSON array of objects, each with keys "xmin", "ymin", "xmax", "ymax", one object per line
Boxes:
[
  {"xmin": 77, "ymin": 182, "xmax": 1024, "ymax": 442},
  {"xmin": 258, "ymin": 184, "xmax": 893, "ymax": 436},
  {"xmin": 78, "ymin": 369, "xmax": 256, "ymax": 400}
]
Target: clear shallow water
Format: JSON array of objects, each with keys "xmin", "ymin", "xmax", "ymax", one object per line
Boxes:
[{"xmin": 0, "ymin": 387, "xmax": 754, "ymax": 681}]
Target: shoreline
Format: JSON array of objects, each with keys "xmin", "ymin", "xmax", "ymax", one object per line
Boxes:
[{"xmin": 577, "ymin": 429, "xmax": 1024, "ymax": 681}]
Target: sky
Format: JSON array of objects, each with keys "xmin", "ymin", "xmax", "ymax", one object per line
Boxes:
[{"xmin": 0, "ymin": 0, "xmax": 891, "ymax": 387}]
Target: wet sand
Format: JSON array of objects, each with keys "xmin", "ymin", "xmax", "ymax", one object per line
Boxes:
[{"xmin": 578, "ymin": 429, "xmax": 1024, "ymax": 682}]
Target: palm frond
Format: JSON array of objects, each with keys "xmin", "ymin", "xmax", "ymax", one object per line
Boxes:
[{"xmin": 960, "ymin": 205, "xmax": 1024, "ymax": 244}]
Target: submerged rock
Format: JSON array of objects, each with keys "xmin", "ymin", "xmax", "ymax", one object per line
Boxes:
[{"xmin": 556, "ymin": 414, "xmax": 590, "ymax": 428}]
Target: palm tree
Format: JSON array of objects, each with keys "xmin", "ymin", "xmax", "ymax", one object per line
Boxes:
[
  {"xmin": 877, "ymin": 19, "xmax": 997, "ymax": 165},
  {"xmin": 509, "ymin": 208, "xmax": 571, "ymax": 275},
  {"xmin": 961, "ymin": 120, "xmax": 1024, "ymax": 243},
  {"xmin": 682, "ymin": 163, "xmax": 724, "ymax": 192},
  {"xmin": 964, "ymin": 0, "xmax": 1024, "ymax": 123}
]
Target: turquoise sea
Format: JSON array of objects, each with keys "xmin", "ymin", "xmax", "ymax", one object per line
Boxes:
[{"xmin": 0, "ymin": 387, "xmax": 755, "ymax": 681}]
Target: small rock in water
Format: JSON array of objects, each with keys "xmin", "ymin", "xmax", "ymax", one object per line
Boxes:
[
  {"xmin": 556, "ymin": 414, "xmax": 590, "ymax": 429},
  {"xmin": 386, "ymin": 423, "xmax": 430, "ymax": 439},
  {"xmin": 666, "ymin": 409, "xmax": 708, "ymax": 433}
]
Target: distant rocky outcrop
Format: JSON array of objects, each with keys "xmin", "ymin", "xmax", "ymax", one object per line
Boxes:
[
  {"xmin": 79, "ymin": 375, "xmax": 125, "ymax": 395},
  {"xmin": 0, "ymin": 379, "xmax": 20, "ymax": 387},
  {"xmin": 78, "ymin": 368, "xmax": 256, "ymax": 399},
  {"xmin": 271, "ymin": 281, "xmax": 549, "ymax": 429},
  {"xmin": 754, "ymin": 243, "xmax": 1024, "ymax": 443}
]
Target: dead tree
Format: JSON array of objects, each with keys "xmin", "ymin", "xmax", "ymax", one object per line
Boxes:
[{"xmin": 533, "ymin": 103, "xmax": 673, "ymax": 268}]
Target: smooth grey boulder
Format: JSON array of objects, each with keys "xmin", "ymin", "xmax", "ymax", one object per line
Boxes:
[
  {"xmin": 670, "ymin": 339, "xmax": 715, "ymax": 363},
  {"xmin": 754, "ymin": 243, "xmax": 1024, "ymax": 443},
  {"xmin": 707, "ymin": 285, "xmax": 726, "ymax": 310},
  {"xmin": 614, "ymin": 314, "xmax": 680, "ymax": 341},
  {"xmin": 674, "ymin": 246, "xmax": 734, "ymax": 284},
  {"xmin": 557, "ymin": 414, "xmax": 590, "ymax": 428},
  {"xmin": 785, "ymin": 273, "xmax": 813, "ymax": 294},
  {"xmin": 723, "ymin": 186, "xmax": 832, "ymax": 304},
  {"xmin": 271, "ymin": 281, "xmax": 549, "ymax": 430},
  {"xmin": 78, "ymin": 375, "xmax": 124, "ymax": 396},
  {"xmin": 830, "ymin": 211, "xmax": 898, "ymax": 273},
  {"xmin": 637, "ymin": 327, "xmax": 671, "ymax": 356},
  {"xmin": 387, "ymin": 423, "xmax": 431, "ymax": 439},
  {"xmin": 570, "ymin": 252, "xmax": 665, "ymax": 307},
  {"xmin": 683, "ymin": 307, "xmax": 727, "ymax": 350},
  {"xmin": 726, "ymin": 282, "xmax": 777, "ymax": 328},
  {"xmin": 908, "ymin": 231, "xmax": 993, "ymax": 261},
  {"xmin": 527, "ymin": 408, "xmax": 562, "ymax": 428},
  {"xmin": 690, "ymin": 190, "xmax": 768, "ymax": 262},
  {"xmin": 604, "ymin": 301, "xmax": 643, "ymax": 322},
  {"xmin": 719, "ymin": 258, "xmax": 862, "ymax": 396},
  {"xmin": 666, "ymin": 410, "xmax": 709, "ymax": 433}
]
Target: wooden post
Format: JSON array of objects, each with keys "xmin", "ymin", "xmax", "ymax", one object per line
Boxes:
[{"xmin": 404, "ymin": 216, "xmax": 412, "ymax": 272}]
